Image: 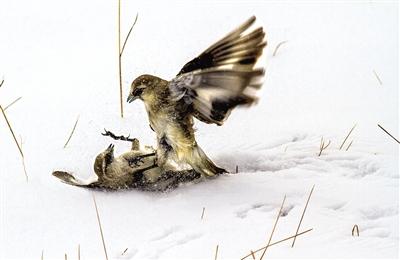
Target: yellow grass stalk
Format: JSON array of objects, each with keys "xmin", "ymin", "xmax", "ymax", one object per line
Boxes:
[
  {"xmin": 92, "ymin": 194, "xmax": 109, "ymax": 260},
  {"xmin": 291, "ymin": 185, "xmax": 315, "ymax": 247},
  {"xmin": 259, "ymin": 195, "xmax": 286, "ymax": 260}
]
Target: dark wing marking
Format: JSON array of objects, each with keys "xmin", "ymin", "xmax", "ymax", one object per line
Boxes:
[
  {"xmin": 177, "ymin": 16, "xmax": 266, "ymax": 76},
  {"xmin": 169, "ymin": 68, "xmax": 264, "ymax": 125},
  {"xmin": 170, "ymin": 16, "xmax": 266, "ymax": 125}
]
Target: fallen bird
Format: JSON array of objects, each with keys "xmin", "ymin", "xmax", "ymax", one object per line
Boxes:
[{"xmin": 52, "ymin": 138, "xmax": 200, "ymax": 191}]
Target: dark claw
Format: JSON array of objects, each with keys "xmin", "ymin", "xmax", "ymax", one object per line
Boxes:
[
  {"xmin": 101, "ymin": 129, "xmax": 136, "ymax": 142},
  {"xmin": 128, "ymin": 157, "xmax": 144, "ymax": 167}
]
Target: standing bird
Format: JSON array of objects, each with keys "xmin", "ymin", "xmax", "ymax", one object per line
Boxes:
[{"xmin": 127, "ymin": 16, "xmax": 266, "ymax": 177}]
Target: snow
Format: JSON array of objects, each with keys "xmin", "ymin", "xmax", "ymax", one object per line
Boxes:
[{"xmin": 0, "ymin": 0, "xmax": 398, "ymax": 259}]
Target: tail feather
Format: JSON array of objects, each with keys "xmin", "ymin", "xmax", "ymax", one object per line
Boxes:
[
  {"xmin": 189, "ymin": 145, "xmax": 227, "ymax": 176},
  {"xmin": 52, "ymin": 171, "xmax": 96, "ymax": 187}
]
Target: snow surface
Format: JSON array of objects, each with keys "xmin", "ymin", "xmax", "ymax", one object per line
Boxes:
[{"xmin": 0, "ymin": 0, "xmax": 398, "ymax": 259}]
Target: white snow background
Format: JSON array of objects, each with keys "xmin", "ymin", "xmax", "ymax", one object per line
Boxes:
[{"xmin": 0, "ymin": 0, "xmax": 398, "ymax": 259}]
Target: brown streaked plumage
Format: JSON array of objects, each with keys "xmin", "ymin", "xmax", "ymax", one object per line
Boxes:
[
  {"xmin": 127, "ymin": 16, "xmax": 266, "ymax": 177},
  {"xmin": 53, "ymin": 141, "xmax": 160, "ymax": 190}
]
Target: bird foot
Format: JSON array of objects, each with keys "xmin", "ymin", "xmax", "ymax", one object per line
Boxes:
[{"xmin": 101, "ymin": 128, "xmax": 136, "ymax": 142}]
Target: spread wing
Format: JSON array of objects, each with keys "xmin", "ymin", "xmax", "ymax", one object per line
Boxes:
[{"xmin": 170, "ymin": 16, "xmax": 266, "ymax": 126}]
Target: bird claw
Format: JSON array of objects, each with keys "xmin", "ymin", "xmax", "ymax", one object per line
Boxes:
[{"xmin": 128, "ymin": 156, "xmax": 144, "ymax": 167}]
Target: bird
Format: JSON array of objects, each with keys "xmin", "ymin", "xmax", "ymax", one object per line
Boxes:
[
  {"xmin": 52, "ymin": 141, "xmax": 160, "ymax": 189},
  {"xmin": 127, "ymin": 16, "xmax": 266, "ymax": 177}
]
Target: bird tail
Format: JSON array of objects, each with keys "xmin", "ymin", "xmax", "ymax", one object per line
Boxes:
[{"xmin": 189, "ymin": 145, "xmax": 227, "ymax": 177}]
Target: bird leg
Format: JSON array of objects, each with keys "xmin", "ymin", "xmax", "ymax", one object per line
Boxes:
[
  {"xmin": 127, "ymin": 152, "xmax": 156, "ymax": 167},
  {"xmin": 101, "ymin": 128, "xmax": 136, "ymax": 142}
]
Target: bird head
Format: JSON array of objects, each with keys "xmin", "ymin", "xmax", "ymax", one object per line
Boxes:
[
  {"xmin": 127, "ymin": 75, "xmax": 158, "ymax": 103},
  {"xmin": 93, "ymin": 144, "xmax": 115, "ymax": 177}
]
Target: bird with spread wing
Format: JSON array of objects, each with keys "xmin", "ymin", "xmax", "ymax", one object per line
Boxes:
[{"xmin": 127, "ymin": 16, "xmax": 266, "ymax": 177}]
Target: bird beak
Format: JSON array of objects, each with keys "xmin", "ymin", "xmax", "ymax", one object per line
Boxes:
[{"xmin": 127, "ymin": 94, "xmax": 137, "ymax": 103}]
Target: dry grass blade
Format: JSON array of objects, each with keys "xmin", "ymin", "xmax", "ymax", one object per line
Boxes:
[
  {"xmin": 352, "ymin": 224, "xmax": 360, "ymax": 237},
  {"xmin": 214, "ymin": 245, "xmax": 219, "ymax": 260},
  {"xmin": 1, "ymin": 104, "xmax": 28, "ymax": 181},
  {"xmin": 373, "ymin": 70, "xmax": 383, "ymax": 85},
  {"xmin": 65, "ymin": 253, "xmax": 67, "ymax": 260},
  {"xmin": 318, "ymin": 137, "xmax": 331, "ymax": 156},
  {"xmin": 41, "ymin": 249, "xmax": 44, "ymax": 260},
  {"xmin": 259, "ymin": 195, "xmax": 286, "ymax": 260},
  {"xmin": 273, "ymin": 40, "xmax": 288, "ymax": 56},
  {"xmin": 21, "ymin": 155, "xmax": 28, "ymax": 182},
  {"xmin": 0, "ymin": 79, "xmax": 4, "ymax": 88},
  {"xmin": 377, "ymin": 124, "xmax": 400, "ymax": 144},
  {"xmin": 120, "ymin": 13, "xmax": 139, "ymax": 56},
  {"xmin": 63, "ymin": 115, "xmax": 79, "ymax": 148},
  {"xmin": 118, "ymin": 0, "xmax": 123, "ymax": 118},
  {"xmin": 339, "ymin": 124, "xmax": 357, "ymax": 150},
  {"xmin": 121, "ymin": 248, "xmax": 128, "ymax": 255},
  {"xmin": 250, "ymin": 250, "xmax": 256, "ymax": 259},
  {"xmin": 0, "ymin": 105, "xmax": 24, "ymax": 157},
  {"xmin": 240, "ymin": 228, "xmax": 313, "ymax": 260},
  {"xmin": 3, "ymin": 96, "xmax": 22, "ymax": 111},
  {"xmin": 78, "ymin": 244, "xmax": 80, "ymax": 260},
  {"xmin": 92, "ymin": 193, "xmax": 109, "ymax": 260},
  {"xmin": 201, "ymin": 207, "xmax": 205, "ymax": 220},
  {"xmin": 345, "ymin": 140, "xmax": 353, "ymax": 151},
  {"xmin": 291, "ymin": 185, "xmax": 315, "ymax": 247}
]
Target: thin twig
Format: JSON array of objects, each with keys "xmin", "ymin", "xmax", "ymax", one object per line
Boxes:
[
  {"xmin": 118, "ymin": 0, "xmax": 123, "ymax": 118},
  {"xmin": 291, "ymin": 185, "xmax": 315, "ymax": 247},
  {"xmin": 41, "ymin": 249, "xmax": 44, "ymax": 260},
  {"xmin": 1, "ymin": 104, "xmax": 28, "ymax": 181},
  {"xmin": 352, "ymin": 224, "xmax": 360, "ymax": 237},
  {"xmin": 273, "ymin": 41, "xmax": 288, "ymax": 56},
  {"xmin": 63, "ymin": 115, "xmax": 79, "ymax": 148},
  {"xmin": 121, "ymin": 248, "xmax": 128, "ymax": 256},
  {"xmin": 201, "ymin": 207, "xmax": 205, "ymax": 220},
  {"xmin": 78, "ymin": 244, "xmax": 80, "ymax": 260},
  {"xmin": 214, "ymin": 245, "xmax": 219, "ymax": 260},
  {"xmin": 250, "ymin": 250, "xmax": 256, "ymax": 260},
  {"xmin": 120, "ymin": 13, "xmax": 139, "ymax": 56},
  {"xmin": 373, "ymin": 70, "xmax": 383, "ymax": 85},
  {"xmin": 318, "ymin": 137, "xmax": 331, "ymax": 156},
  {"xmin": 19, "ymin": 135, "xmax": 28, "ymax": 182},
  {"xmin": 259, "ymin": 195, "xmax": 286, "ymax": 260},
  {"xmin": 21, "ymin": 153, "xmax": 28, "ymax": 182},
  {"xmin": 240, "ymin": 228, "xmax": 313, "ymax": 260},
  {"xmin": 235, "ymin": 165, "xmax": 239, "ymax": 173},
  {"xmin": 345, "ymin": 140, "xmax": 353, "ymax": 151},
  {"xmin": 0, "ymin": 79, "xmax": 4, "ymax": 88},
  {"xmin": 0, "ymin": 105, "xmax": 24, "ymax": 157},
  {"xmin": 92, "ymin": 194, "xmax": 109, "ymax": 260},
  {"xmin": 339, "ymin": 124, "xmax": 357, "ymax": 150},
  {"xmin": 378, "ymin": 124, "xmax": 400, "ymax": 144},
  {"xmin": 3, "ymin": 96, "xmax": 22, "ymax": 111}
]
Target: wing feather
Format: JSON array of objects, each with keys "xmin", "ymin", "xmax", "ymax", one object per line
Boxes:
[{"xmin": 171, "ymin": 16, "xmax": 266, "ymax": 126}]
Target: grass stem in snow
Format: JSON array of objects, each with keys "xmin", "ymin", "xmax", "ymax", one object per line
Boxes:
[
  {"xmin": 273, "ymin": 41, "xmax": 287, "ymax": 56},
  {"xmin": 259, "ymin": 195, "xmax": 286, "ymax": 260},
  {"xmin": 378, "ymin": 124, "xmax": 400, "ymax": 144},
  {"xmin": 240, "ymin": 228, "xmax": 313, "ymax": 260},
  {"xmin": 63, "ymin": 115, "xmax": 79, "ymax": 148},
  {"xmin": 339, "ymin": 124, "xmax": 356, "ymax": 150},
  {"xmin": 92, "ymin": 194, "xmax": 109, "ymax": 260},
  {"xmin": 291, "ymin": 185, "xmax": 315, "ymax": 247}
]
